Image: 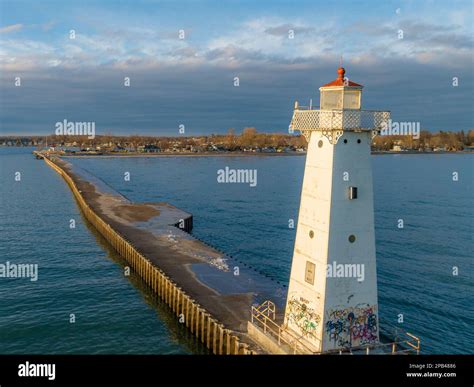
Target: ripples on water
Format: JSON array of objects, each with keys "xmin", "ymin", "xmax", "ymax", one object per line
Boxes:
[
  {"xmin": 0, "ymin": 148, "xmax": 207, "ymax": 354},
  {"xmin": 1, "ymin": 148, "xmax": 472, "ymax": 354}
]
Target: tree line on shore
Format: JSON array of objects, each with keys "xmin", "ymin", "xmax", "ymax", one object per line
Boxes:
[
  {"xmin": 372, "ymin": 130, "xmax": 473, "ymax": 151},
  {"xmin": 1, "ymin": 127, "xmax": 473, "ymax": 152}
]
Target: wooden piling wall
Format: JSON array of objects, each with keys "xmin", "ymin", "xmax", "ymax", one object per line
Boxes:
[{"xmin": 43, "ymin": 156, "xmax": 254, "ymax": 355}]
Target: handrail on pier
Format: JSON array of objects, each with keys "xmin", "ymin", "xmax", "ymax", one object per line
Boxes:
[
  {"xmin": 251, "ymin": 302, "xmax": 420, "ymax": 355},
  {"xmin": 251, "ymin": 301, "xmax": 318, "ymax": 354}
]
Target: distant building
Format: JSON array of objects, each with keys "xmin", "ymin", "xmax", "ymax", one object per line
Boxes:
[{"xmin": 142, "ymin": 144, "xmax": 161, "ymax": 153}]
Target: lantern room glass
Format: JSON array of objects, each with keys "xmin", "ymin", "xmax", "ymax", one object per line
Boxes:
[{"xmin": 320, "ymin": 88, "xmax": 361, "ymax": 110}]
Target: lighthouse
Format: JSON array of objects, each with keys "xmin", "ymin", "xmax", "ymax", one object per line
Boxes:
[{"xmin": 283, "ymin": 67, "xmax": 390, "ymax": 353}]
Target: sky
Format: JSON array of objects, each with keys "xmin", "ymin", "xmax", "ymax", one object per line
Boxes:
[{"xmin": 0, "ymin": 0, "xmax": 473, "ymax": 136}]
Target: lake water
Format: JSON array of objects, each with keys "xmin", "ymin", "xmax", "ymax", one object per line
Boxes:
[{"xmin": 0, "ymin": 147, "xmax": 472, "ymax": 354}]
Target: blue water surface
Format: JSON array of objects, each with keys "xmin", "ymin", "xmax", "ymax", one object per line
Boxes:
[{"xmin": 1, "ymin": 148, "xmax": 472, "ymax": 354}]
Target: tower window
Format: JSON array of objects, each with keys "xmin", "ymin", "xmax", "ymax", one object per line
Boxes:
[
  {"xmin": 357, "ymin": 139, "xmax": 361, "ymax": 143},
  {"xmin": 348, "ymin": 235, "xmax": 356, "ymax": 243},
  {"xmin": 349, "ymin": 186, "xmax": 358, "ymax": 199},
  {"xmin": 343, "ymin": 139, "xmax": 348, "ymax": 144},
  {"xmin": 318, "ymin": 140, "xmax": 323, "ymax": 148},
  {"xmin": 305, "ymin": 261, "xmax": 315, "ymax": 285},
  {"xmin": 309, "ymin": 230, "xmax": 314, "ymax": 239}
]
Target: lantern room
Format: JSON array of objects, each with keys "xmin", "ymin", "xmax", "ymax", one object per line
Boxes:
[{"xmin": 319, "ymin": 67, "xmax": 363, "ymax": 110}]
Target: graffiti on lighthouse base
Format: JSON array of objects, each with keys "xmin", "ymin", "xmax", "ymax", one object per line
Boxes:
[
  {"xmin": 325, "ymin": 304, "xmax": 378, "ymax": 348},
  {"xmin": 286, "ymin": 294, "xmax": 321, "ymax": 338}
]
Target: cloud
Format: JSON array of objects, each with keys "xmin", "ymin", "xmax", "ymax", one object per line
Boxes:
[
  {"xmin": 1, "ymin": 54, "xmax": 472, "ymax": 136},
  {"xmin": 0, "ymin": 11, "xmax": 472, "ymax": 135},
  {"xmin": 1, "ymin": 16, "xmax": 472, "ymax": 72},
  {"xmin": 0, "ymin": 24, "xmax": 23, "ymax": 34},
  {"xmin": 264, "ymin": 23, "xmax": 314, "ymax": 36},
  {"xmin": 346, "ymin": 18, "xmax": 473, "ymax": 67},
  {"xmin": 205, "ymin": 18, "xmax": 335, "ymax": 65},
  {"xmin": 169, "ymin": 46, "xmax": 198, "ymax": 59}
]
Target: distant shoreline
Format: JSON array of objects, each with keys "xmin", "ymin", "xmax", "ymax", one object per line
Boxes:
[
  {"xmin": 55, "ymin": 150, "xmax": 474, "ymax": 158},
  {"xmin": 3, "ymin": 146, "xmax": 473, "ymax": 158},
  {"xmin": 60, "ymin": 151, "xmax": 306, "ymax": 158},
  {"xmin": 372, "ymin": 150, "xmax": 473, "ymax": 155}
]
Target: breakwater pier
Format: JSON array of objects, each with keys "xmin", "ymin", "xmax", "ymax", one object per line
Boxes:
[{"xmin": 37, "ymin": 152, "xmax": 289, "ymax": 354}]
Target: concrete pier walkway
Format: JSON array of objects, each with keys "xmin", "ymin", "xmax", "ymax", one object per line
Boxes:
[{"xmin": 45, "ymin": 156, "xmax": 287, "ymax": 353}]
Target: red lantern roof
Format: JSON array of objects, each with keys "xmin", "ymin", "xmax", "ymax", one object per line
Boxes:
[{"xmin": 321, "ymin": 67, "xmax": 363, "ymax": 87}]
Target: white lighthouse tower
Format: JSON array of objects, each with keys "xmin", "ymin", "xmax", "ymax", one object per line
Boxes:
[{"xmin": 283, "ymin": 67, "xmax": 390, "ymax": 353}]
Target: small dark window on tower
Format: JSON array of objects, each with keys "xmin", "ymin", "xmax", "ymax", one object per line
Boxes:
[
  {"xmin": 318, "ymin": 140, "xmax": 323, "ymax": 148},
  {"xmin": 309, "ymin": 230, "xmax": 314, "ymax": 239},
  {"xmin": 348, "ymin": 235, "xmax": 356, "ymax": 243},
  {"xmin": 343, "ymin": 139, "xmax": 348, "ymax": 144},
  {"xmin": 357, "ymin": 139, "xmax": 361, "ymax": 143},
  {"xmin": 349, "ymin": 186, "xmax": 358, "ymax": 199},
  {"xmin": 305, "ymin": 261, "xmax": 315, "ymax": 285}
]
